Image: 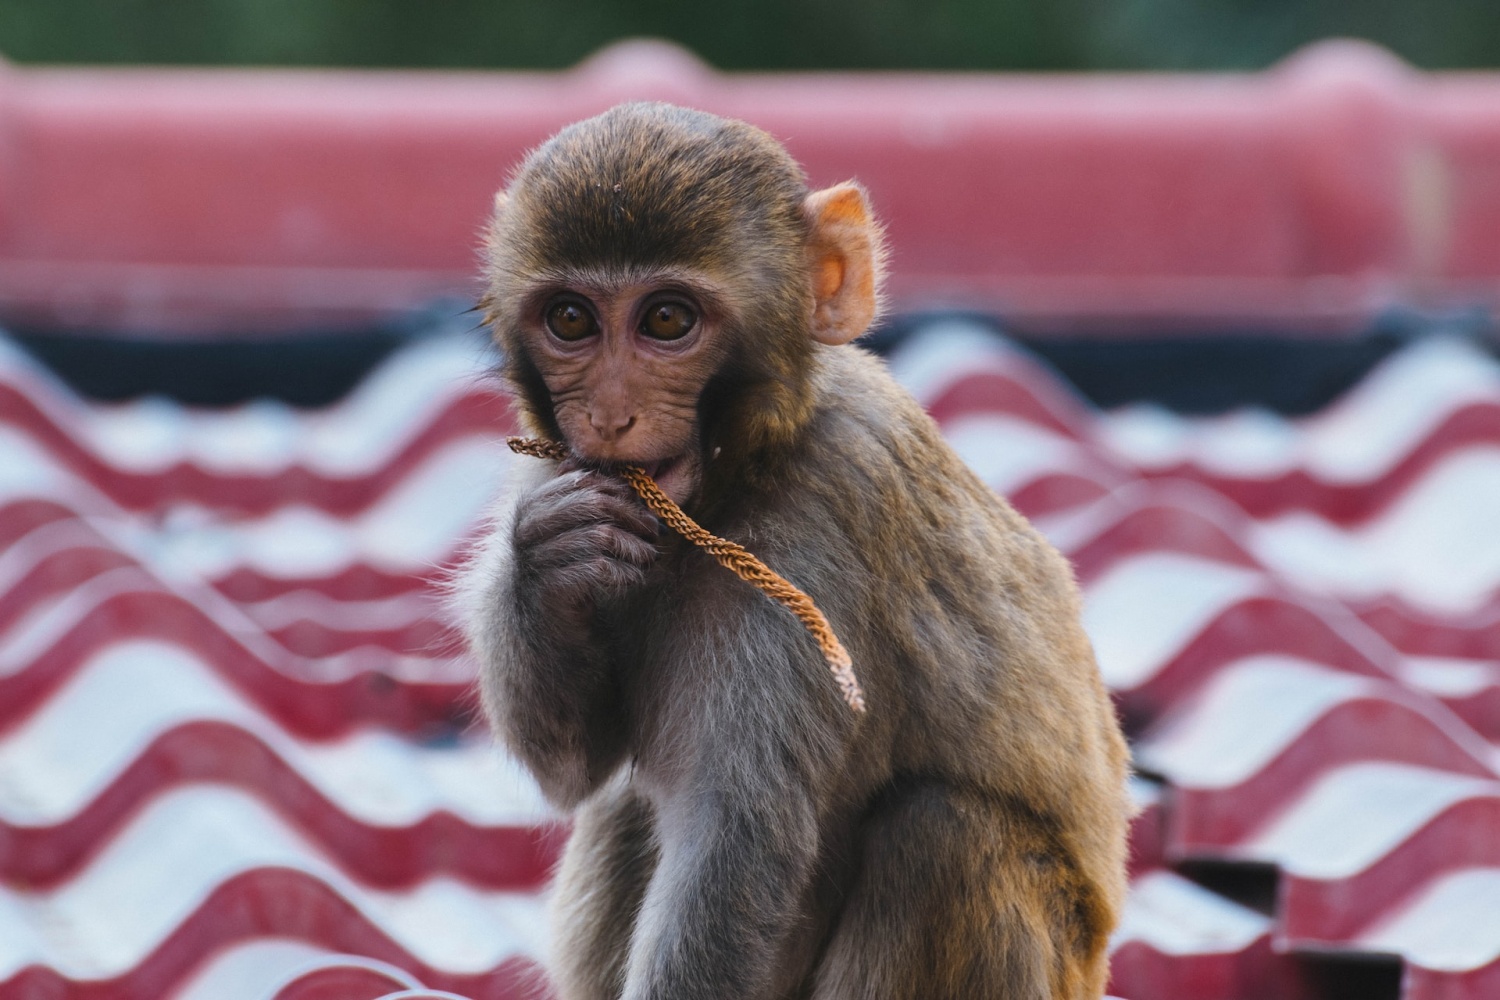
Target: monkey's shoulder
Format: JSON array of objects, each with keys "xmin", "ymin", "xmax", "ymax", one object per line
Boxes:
[
  {"xmin": 741, "ymin": 348, "xmax": 1078, "ymax": 610},
  {"xmin": 795, "ymin": 348, "xmax": 1033, "ymax": 542}
]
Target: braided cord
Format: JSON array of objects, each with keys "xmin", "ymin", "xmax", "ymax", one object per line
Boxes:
[{"xmin": 507, "ymin": 436, "xmax": 866, "ymax": 713}]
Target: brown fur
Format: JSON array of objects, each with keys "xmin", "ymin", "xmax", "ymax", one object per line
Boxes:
[{"xmin": 458, "ymin": 102, "xmax": 1132, "ymax": 1000}]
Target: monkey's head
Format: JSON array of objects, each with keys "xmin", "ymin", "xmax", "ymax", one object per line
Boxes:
[{"xmin": 482, "ymin": 102, "xmax": 884, "ymax": 505}]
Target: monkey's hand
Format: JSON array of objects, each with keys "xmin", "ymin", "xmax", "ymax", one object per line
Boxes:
[
  {"xmin": 468, "ymin": 469, "xmax": 657, "ymax": 807},
  {"xmin": 512, "ymin": 469, "xmax": 659, "ymax": 623}
]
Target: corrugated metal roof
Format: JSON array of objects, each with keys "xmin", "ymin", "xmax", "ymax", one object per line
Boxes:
[{"xmin": 2, "ymin": 316, "xmax": 1497, "ymax": 999}]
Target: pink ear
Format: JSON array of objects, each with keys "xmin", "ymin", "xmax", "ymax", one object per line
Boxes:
[{"xmin": 803, "ymin": 183, "xmax": 885, "ymax": 346}]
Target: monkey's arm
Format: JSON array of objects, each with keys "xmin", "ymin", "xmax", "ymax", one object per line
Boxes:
[
  {"xmin": 621, "ymin": 602, "xmax": 849, "ymax": 1000},
  {"xmin": 459, "ymin": 469, "xmax": 658, "ymax": 808},
  {"xmin": 625, "ymin": 785, "xmax": 818, "ymax": 1000}
]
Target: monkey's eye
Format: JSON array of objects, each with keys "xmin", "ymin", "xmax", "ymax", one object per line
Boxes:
[
  {"xmin": 546, "ymin": 301, "xmax": 598, "ymax": 342},
  {"xmin": 641, "ymin": 302, "xmax": 696, "ymax": 341}
]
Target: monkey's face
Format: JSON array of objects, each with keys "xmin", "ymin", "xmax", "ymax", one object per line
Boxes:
[
  {"xmin": 484, "ymin": 105, "xmax": 887, "ymax": 502},
  {"xmin": 513, "ymin": 273, "xmax": 732, "ymax": 504}
]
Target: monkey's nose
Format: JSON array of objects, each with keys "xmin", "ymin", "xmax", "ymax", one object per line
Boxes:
[{"xmin": 589, "ymin": 411, "xmax": 636, "ymax": 442}]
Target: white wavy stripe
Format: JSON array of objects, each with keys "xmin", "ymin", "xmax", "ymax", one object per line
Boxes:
[
  {"xmin": 0, "ymin": 564, "xmax": 474, "ymax": 685},
  {"xmin": 0, "ymin": 639, "xmax": 546, "ymax": 828},
  {"xmin": 884, "ymin": 318, "xmax": 1041, "ymax": 407},
  {"xmin": 1136, "ymin": 657, "xmax": 1385, "ymax": 788},
  {"xmin": 171, "ymin": 940, "xmax": 364, "ymax": 1000},
  {"xmin": 1248, "ymin": 446, "xmax": 1500, "ymax": 614},
  {"xmin": 1, "ymin": 328, "xmax": 502, "ymax": 478},
  {"xmin": 0, "ymin": 428, "xmax": 447, "ymax": 632},
  {"xmin": 128, "ymin": 436, "xmax": 512, "ymax": 585},
  {"xmin": 169, "ymin": 941, "xmax": 419, "ymax": 1000},
  {"xmin": 0, "ymin": 425, "xmax": 117, "ymax": 513},
  {"xmin": 1400, "ymin": 657, "xmax": 1500, "ymax": 699},
  {"xmin": 939, "ymin": 414, "xmax": 1114, "ymax": 497},
  {"xmin": 0, "ymin": 459, "xmax": 473, "ymax": 670},
  {"xmin": 1244, "ymin": 762, "xmax": 1500, "ymax": 879},
  {"xmin": 1307, "ymin": 334, "xmax": 1500, "ymax": 482},
  {"xmin": 239, "ymin": 590, "xmax": 441, "ymax": 633},
  {"xmin": 0, "ymin": 785, "xmax": 549, "ymax": 981},
  {"xmin": 1129, "ymin": 774, "xmax": 1163, "ymax": 811},
  {"xmin": 1045, "ymin": 461, "xmax": 1500, "ymax": 626},
  {"xmin": 1139, "ymin": 654, "xmax": 1497, "ymax": 787},
  {"xmin": 1097, "ymin": 335, "xmax": 1500, "ymax": 483},
  {"xmin": 1111, "ymin": 870, "xmax": 1270, "ymax": 956},
  {"xmin": 0, "ymin": 482, "xmax": 316, "ymax": 674},
  {"xmin": 1358, "ymin": 867, "xmax": 1500, "ymax": 972},
  {"xmin": 1080, "ymin": 553, "xmax": 1267, "ymax": 690}
]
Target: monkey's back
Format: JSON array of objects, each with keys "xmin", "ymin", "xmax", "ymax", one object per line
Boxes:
[{"xmin": 740, "ymin": 346, "xmax": 1132, "ymax": 915}]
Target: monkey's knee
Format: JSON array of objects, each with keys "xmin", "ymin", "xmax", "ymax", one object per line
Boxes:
[
  {"xmin": 811, "ymin": 783, "xmax": 1114, "ymax": 1000},
  {"xmin": 548, "ymin": 785, "xmax": 659, "ymax": 1000}
]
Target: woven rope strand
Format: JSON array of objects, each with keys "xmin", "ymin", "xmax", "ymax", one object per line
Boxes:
[{"xmin": 507, "ymin": 436, "xmax": 866, "ymax": 713}]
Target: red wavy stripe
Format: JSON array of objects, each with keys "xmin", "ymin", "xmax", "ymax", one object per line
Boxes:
[
  {"xmin": 0, "ymin": 588, "xmax": 474, "ymax": 739},
  {"xmin": 0, "ymin": 868, "xmax": 543, "ymax": 1000},
  {"xmin": 0, "ymin": 382, "xmax": 515, "ymax": 516},
  {"xmin": 1, "ymin": 720, "xmax": 562, "ymax": 889}
]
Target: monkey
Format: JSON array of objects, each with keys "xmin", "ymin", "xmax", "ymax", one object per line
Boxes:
[{"xmin": 456, "ymin": 102, "xmax": 1132, "ymax": 1000}]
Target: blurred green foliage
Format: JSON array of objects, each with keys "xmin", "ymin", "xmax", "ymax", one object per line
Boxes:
[{"xmin": 0, "ymin": 0, "xmax": 1497, "ymax": 70}]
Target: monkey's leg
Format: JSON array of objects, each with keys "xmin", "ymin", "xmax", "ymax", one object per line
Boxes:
[
  {"xmin": 548, "ymin": 784, "xmax": 660, "ymax": 1000},
  {"xmin": 808, "ymin": 783, "xmax": 1113, "ymax": 1000}
]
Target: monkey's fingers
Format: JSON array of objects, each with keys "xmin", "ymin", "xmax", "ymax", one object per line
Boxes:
[
  {"xmin": 528, "ymin": 523, "xmax": 659, "ymax": 573},
  {"xmin": 544, "ymin": 556, "xmax": 650, "ymax": 609},
  {"xmin": 515, "ymin": 473, "xmax": 660, "ymax": 548}
]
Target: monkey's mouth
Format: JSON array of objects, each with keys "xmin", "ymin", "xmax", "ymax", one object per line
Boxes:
[
  {"xmin": 629, "ymin": 453, "xmax": 696, "ymax": 503},
  {"xmin": 634, "ymin": 456, "xmax": 677, "ymax": 480}
]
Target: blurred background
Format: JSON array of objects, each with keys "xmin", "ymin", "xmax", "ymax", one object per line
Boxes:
[
  {"xmin": 3, "ymin": 0, "xmax": 1500, "ymax": 71},
  {"xmin": 2, "ymin": 4, "xmax": 1499, "ymax": 1000}
]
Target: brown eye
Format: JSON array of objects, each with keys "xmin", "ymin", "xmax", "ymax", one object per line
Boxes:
[
  {"xmin": 546, "ymin": 301, "xmax": 597, "ymax": 341},
  {"xmin": 641, "ymin": 302, "xmax": 696, "ymax": 341}
]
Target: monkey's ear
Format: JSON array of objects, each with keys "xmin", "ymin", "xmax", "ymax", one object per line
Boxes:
[
  {"xmin": 803, "ymin": 182, "xmax": 885, "ymax": 346},
  {"xmin": 493, "ymin": 189, "xmax": 510, "ymax": 216}
]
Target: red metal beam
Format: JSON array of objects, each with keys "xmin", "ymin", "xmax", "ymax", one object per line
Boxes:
[{"xmin": 1, "ymin": 38, "xmax": 1498, "ymax": 336}]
